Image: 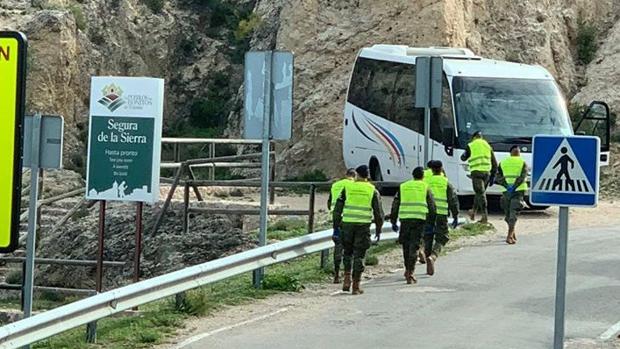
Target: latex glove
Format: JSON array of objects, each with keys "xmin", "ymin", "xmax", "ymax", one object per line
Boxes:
[
  {"xmin": 391, "ymin": 223, "xmax": 399, "ymax": 232},
  {"xmin": 451, "ymin": 217, "xmax": 459, "ymax": 229},
  {"xmin": 507, "ymin": 185, "xmax": 515, "ymax": 193},
  {"xmin": 332, "ymin": 227, "xmax": 340, "ymax": 243}
]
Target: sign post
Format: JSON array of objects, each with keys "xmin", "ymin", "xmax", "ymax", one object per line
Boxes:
[
  {"xmin": 415, "ymin": 56, "xmax": 443, "ymax": 165},
  {"xmin": 0, "ymin": 31, "xmax": 27, "ymax": 254},
  {"xmin": 21, "ymin": 114, "xmax": 64, "ymax": 346},
  {"xmin": 531, "ymin": 135, "xmax": 600, "ymax": 349},
  {"xmin": 85, "ymin": 76, "xmax": 164, "ymax": 342},
  {"xmin": 244, "ymin": 51, "xmax": 293, "ymax": 288}
]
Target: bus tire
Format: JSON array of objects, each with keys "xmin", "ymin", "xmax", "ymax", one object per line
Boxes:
[{"xmin": 524, "ymin": 197, "xmax": 550, "ymax": 210}]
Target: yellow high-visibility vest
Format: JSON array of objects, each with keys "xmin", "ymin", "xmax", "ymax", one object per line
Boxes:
[
  {"xmin": 428, "ymin": 175, "xmax": 449, "ymax": 216},
  {"xmin": 342, "ymin": 181, "xmax": 376, "ymax": 223},
  {"xmin": 468, "ymin": 138, "xmax": 493, "ymax": 172},
  {"xmin": 330, "ymin": 178, "xmax": 353, "ymax": 211},
  {"xmin": 398, "ymin": 180, "xmax": 428, "ymax": 220},
  {"xmin": 500, "ymin": 156, "xmax": 528, "ymax": 192}
]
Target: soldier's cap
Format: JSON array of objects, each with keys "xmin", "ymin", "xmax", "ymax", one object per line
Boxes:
[
  {"xmin": 355, "ymin": 165, "xmax": 370, "ymax": 179},
  {"xmin": 431, "ymin": 160, "xmax": 443, "ymax": 170}
]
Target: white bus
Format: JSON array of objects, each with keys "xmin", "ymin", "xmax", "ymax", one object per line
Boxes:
[{"xmin": 342, "ymin": 45, "xmax": 611, "ymax": 207}]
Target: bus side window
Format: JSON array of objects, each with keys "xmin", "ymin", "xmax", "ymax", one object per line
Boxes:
[
  {"xmin": 347, "ymin": 58, "xmax": 372, "ymax": 110},
  {"xmin": 390, "ymin": 63, "xmax": 423, "ymax": 133}
]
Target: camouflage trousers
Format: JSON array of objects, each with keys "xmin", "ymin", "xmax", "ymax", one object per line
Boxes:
[
  {"xmin": 471, "ymin": 171, "xmax": 490, "ymax": 217},
  {"xmin": 501, "ymin": 191, "xmax": 524, "ymax": 229},
  {"xmin": 424, "ymin": 215, "xmax": 450, "ymax": 258},
  {"xmin": 341, "ymin": 223, "xmax": 371, "ymax": 279},
  {"xmin": 333, "ymin": 237, "xmax": 343, "ymax": 271},
  {"xmin": 399, "ymin": 219, "xmax": 426, "ymax": 272}
]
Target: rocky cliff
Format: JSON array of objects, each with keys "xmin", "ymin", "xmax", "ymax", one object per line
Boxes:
[{"xmin": 2, "ymin": 0, "xmax": 619, "ymax": 178}]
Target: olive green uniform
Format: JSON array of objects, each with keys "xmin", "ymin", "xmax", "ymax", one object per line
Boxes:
[
  {"xmin": 333, "ymin": 181, "xmax": 384, "ymax": 280},
  {"xmin": 460, "ymin": 138, "xmax": 498, "ymax": 219},
  {"xmin": 496, "ymin": 156, "xmax": 528, "ymax": 229},
  {"xmin": 327, "ymin": 178, "xmax": 353, "ymax": 273},
  {"xmin": 425, "ymin": 174, "xmax": 459, "ymax": 258},
  {"xmin": 390, "ymin": 181, "xmax": 436, "ymax": 273}
]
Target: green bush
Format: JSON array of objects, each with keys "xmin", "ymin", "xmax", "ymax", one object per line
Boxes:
[
  {"xmin": 69, "ymin": 4, "xmax": 86, "ymax": 31},
  {"xmin": 143, "ymin": 0, "xmax": 164, "ymax": 13},
  {"xmin": 576, "ymin": 18, "xmax": 598, "ymax": 64},
  {"xmin": 39, "ymin": 290, "xmax": 65, "ymax": 303},
  {"xmin": 261, "ymin": 273, "xmax": 302, "ymax": 292},
  {"xmin": 234, "ymin": 13, "xmax": 261, "ymax": 42},
  {"xmin": 365, "ymin": 255, "xmax": 379, "ymax": 266}
]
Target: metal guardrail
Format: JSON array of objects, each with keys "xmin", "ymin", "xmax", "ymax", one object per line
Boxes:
[{"xmin": 0, "ymin": 225, "xmax": 397, "ymax": 349}]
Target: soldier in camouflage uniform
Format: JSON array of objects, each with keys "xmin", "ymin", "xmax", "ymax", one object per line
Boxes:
[
  {"xmin": 333, "ymin": 165, "xmax": 384, "ymax": 295},
  {"xmin": 327, "ymin": 168, "xmax": 357, "ymax": 283}
]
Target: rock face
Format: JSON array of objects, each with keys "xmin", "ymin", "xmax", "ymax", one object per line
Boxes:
[
  {"xmin": 2, "ymin": 0, "xmax": 620, "ymax": 178},
  {"xmin": 258, "ymin": 0, "xmax": 620, "ymax": 178}
]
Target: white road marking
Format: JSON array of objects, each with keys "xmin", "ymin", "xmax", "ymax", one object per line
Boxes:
[
  {"xmin": 172, "ymin": 307, "xmax": 290, "ymax": 349},
  {"xmin": 599, "ymin": 320, "xmax": 620, "ymax": 341}
]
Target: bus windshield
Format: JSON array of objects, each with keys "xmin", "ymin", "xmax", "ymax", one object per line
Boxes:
[{"xmin": 452, "ymin": 77, "xmax": 572, "ymax": 147}]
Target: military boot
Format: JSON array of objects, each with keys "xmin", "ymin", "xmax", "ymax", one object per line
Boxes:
[
  {"xmin": 426, "ymin": 254, "xmax": 436, "ymax": 276},
  {"xmin": 418, "ymin": 249, "xmax": 426, "ymax": 264},
  {"xmin": 506, "ymin": 227, "xmax": 516, "ymax": 245},
  {"xmin": 352, "ymin": 278, "xmax": 364, "ymax": 295},
  {"xmin": 479, "ymin": 214, "xmax": 488, "ymax": 224},
  {"xmin": 468, "ymin": 209, "xmax": 475, "ymax": 221},
  {"xmin": 342, "ymin": 272, "xmax": 352, "ymax": 292},
  {"xmin": 404, "ymin": 269, "xmax": 416, "ymax": 284},
  {"xmin": 333, "ymin": 268, "xmax": 341, "ymax": 284}
]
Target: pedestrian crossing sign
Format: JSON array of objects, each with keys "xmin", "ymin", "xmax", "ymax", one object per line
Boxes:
[{"xmin": 531, "ymin": 135, "xmax": 600, "ymax": 207}]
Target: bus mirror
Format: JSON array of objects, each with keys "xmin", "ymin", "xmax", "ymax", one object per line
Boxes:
[{"xmin": 442, "ymin": 128, "xmax": 455, "ymax": 146}]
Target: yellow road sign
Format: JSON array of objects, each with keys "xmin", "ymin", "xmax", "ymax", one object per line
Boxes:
[{"xmin": 0, "ymin": 31, "xmax": 27, "ymax": 253}]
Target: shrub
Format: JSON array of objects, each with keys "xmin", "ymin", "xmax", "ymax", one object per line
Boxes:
[
  {"xmin": 5, "ymin": 270, "xmax": 22, "ymax": 284},
  {"xmin": 576, "ymin": 17, "xmax": 598, "ymax": 64},
  {"xmin": 261, "ymin": 273, "xmax": 302, "ymax": 292},
  {"xmin": 174, "ymin": 290, "xmax": 210, "ymax": 316},
  {"xmin": 234, "ymin": 13, "xmax": 261, "ymax": 42},
  {"xmin": 69, "ymin": 4, "xmax": 86, "ymax": 31}
]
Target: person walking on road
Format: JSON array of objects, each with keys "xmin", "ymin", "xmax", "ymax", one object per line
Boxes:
[
  {"xmin": 390, "ymin": 167, "xmax": 436, "ymax": 284},
  {"xmin": 333, "ymin": 165, "xmax": 384, "ymax": 295},
  {"xmin": 327, "ymin": 168, "xmax": 357, "ymax": 284},
  {"xmin": 460, "ymin": 131, "xmax": 497, "ymax": 223},
  {"xmin": 497, "ymin": 145, "xmax": 528, "ymax": 244},
  {"xmin": 425, "ymin": 161, "xmax": 459, "ymax": 275}
]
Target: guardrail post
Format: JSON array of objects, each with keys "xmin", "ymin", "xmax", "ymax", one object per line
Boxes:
[{"xmin": 173, "ymin": 143, "xmax": 180, "ymax": 163}]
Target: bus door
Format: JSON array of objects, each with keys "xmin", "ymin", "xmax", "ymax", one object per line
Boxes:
[{"xmin": 574, "ymin": 101, "xmax": 612, "ymax": 165}]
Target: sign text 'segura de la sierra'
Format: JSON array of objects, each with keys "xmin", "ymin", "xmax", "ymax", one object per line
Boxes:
[{"xmin": 86, "ymin": 77, "xmax": 164, "ymax": 203}]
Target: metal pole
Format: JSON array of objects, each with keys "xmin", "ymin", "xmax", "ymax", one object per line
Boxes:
[
  {"xmin": 183, "ymin": 182, "xmax": 190, "ymax": 234},
  {"xmin": 22, "ymin": 113, "xmax": 42, "ymax": 335},
  {"xmin": 553, "ymin": 206, "xmax": 569, "ymax": 349},
  {"xmin": 209, "ymin": 143, "xmax": 216, "ymax": 180},
  {"xmin": 269, "ymin": 144, "xmax": 276, "ymax": 205},
  {"xmin": 87, "ymin": 200, "xmax": 106, "ymax": 343},
  {"xmin": 424, "ymin": 107, "xmax": 431, "ymax": 165},
  {"xmin": 253, "ymin": 50, "xmax": 273, "ymax": 289},
  {"xmin": 134, "ymin": 202, "xmax": 143, "ymax": 283}
]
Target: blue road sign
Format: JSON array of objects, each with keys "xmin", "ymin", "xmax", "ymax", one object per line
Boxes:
[{"xmin": 531, "ymin": 135, "xmax": 600, "ymax": 207}]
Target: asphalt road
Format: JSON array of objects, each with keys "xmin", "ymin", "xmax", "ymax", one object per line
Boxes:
[{"xmin": 181, "ymin": 227, "xmax": 620, "ymax": 349}]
